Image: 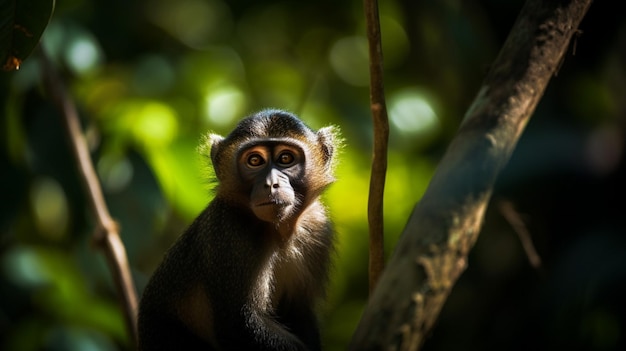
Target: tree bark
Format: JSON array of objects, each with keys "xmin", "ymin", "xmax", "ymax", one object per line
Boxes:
[
  {"xmin": 364, "ymin": 0, "xmax": 390, "ymax": 294},
  {"xmin": 349, "ymin": 0, "xmax": 592, "ymax": 350}
]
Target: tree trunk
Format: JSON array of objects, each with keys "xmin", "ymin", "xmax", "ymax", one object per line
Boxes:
[{"xmin": 349, "ymin": 0, "xmax": 593, "ymax": 350}]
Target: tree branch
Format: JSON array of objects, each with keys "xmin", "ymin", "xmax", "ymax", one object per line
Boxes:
[
  {"xmin": 349, "ymin": 0, "xmax": 592, "ymax": 349},
  {"xmin": 364, "ymin": 0, "xmax": 390, "ymax": 293},
  {"xmin": 498, "ymin": 199, "xmax": 542, "ymax": 269},
  {"xmin": 39, "ymin": 48, "xmax": 139, "ymax": 346}
]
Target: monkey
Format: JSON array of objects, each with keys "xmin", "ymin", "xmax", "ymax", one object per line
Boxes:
[{"xmin": 137, "ymin": 109, "xmax": 340, "ymax": 351}]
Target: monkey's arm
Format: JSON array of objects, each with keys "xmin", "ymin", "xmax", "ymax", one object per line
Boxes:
[
  {"xmin": 214, "ymin": 304, "xmax": 310, "ymax": 351},
  {"xmin": 276, "ymin": 297, "xmax": 322, "ymax": 350},
  {"xmin": 207, "ymin": 273, "xmax": 311, "ymax": 350}
]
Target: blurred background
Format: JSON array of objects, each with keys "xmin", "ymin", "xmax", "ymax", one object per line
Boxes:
[{"xmin": 1, "ymin": 0, "xmax": 625, "ymax": 350}]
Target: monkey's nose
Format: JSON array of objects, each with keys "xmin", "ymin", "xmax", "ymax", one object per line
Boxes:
[{"xmin": 266, "ymin": 168, "xmax": 282, "ymax": 188}]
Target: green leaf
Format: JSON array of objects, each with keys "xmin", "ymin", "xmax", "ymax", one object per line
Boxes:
[{"xmin": 0, "ymin": 0, "xmax": 55, "ymax": 71}]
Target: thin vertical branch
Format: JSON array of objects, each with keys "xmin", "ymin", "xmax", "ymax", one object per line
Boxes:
[
  {"xmin": 39, "ymin": 48, "xmax": 139, "ymax": 346},
  {"xmin": 364, "ymin": 0, "xmax": 389, "ymax": 293}
]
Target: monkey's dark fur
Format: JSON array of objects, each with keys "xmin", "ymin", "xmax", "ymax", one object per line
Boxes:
[{"xmin": 138, "ymin": 110, "xmax": 339, "ymax": 351}]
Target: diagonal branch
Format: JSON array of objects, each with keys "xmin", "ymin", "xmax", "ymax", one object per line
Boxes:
[
  {"xmin": 349, "ymin": 0, "xmax": 592, "ymax": 350},
  {"xmin": 499, "ymin": 199, "xmax": 542, "ymax": 269},
  {"xmin": 364, "ymin": 0, "xmax": 390, "ymax": 294},
  {"xmin": 39, "ymin": 48, "xmax": 139, "ymax": 346}
]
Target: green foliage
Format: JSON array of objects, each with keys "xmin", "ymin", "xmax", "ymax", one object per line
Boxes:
[
  {"xmin": 1, "ymin": 0, "xmax": 625, "ymax": 350},
  {"xmin": 2, "ymin": 246, "xmax": 126, "ymax": 350},
  {"xmin": 0, "ymin": 0, "xmax": 54, "ymax": 70}
]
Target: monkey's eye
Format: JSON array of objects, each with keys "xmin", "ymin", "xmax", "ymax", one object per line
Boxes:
[
  {"xmin": 276, "ymin": 151, "xmax": 296, "ymax": 166},
  {"xmin": 247, "ymin": 154, "xmax": 266, "ymax": 167}
]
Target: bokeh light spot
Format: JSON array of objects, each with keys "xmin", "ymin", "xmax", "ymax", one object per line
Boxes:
[
  {"xmin": 2, "ymin": 247, "xmax": 48, "ymax": 288},
  {"xmin": 204, "ymin": 87, "xmax": 247, "ymax": 127},
  {"xmin": 97, "ymin": 155, "xmax": 134, "ymax": 193},
  {"xmin": 389, "ymin": 89, "xmax": 439, "ymax": 135},
  {"xmin": 66, "ymin": 36, "xmax": 102, "ymax": 75},
  {"xmin": 329, "ymin": 36, "xmax": 369, "ymax": 87},
  {"xmin": 130, "ymin": 102, "xmax": 179, "ymax": 146},
  {"xmin": 29, "ymin": 177, "xmax": 68, "ymax": 241}
]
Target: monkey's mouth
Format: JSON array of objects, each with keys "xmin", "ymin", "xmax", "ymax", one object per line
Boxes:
[
  {"xmin": 252, "ymin": 199, "xmax": 294, "ymax": 223},
  {"xmin": 256, "ymin": 200, "xmax": 286, "ymax": 207}
]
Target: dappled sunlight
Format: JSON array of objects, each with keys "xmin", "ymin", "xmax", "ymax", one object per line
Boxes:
[
  {"xmin": 129, "ymin": 102, "xmax": 179, "ymax": 147},
  {"xmin": 42, "ymin": 21, "xmax": 104, "ymax": 76},
  {"xmin": 249, "ymin": 60, "xmax": 307, "ymax": 109},
  {"xmin": 97, "ymin": 154, "xmax": 134, "ymax": 193},
  {"xmin": 379, "ymin": 15, "xmax": 410, "ymax": 68},
  {"xmin": 326, "ymin": 151, "xmax": 369, "ymax": 225},
  {"xmin": 383, "ymin": 152, "xmax": 436, "ymax": 243},
  {"xmin": 2, "ymin": 0, "xmax": 623, "ymax": 350},
  {"xmin": 29, "ymin": 177, "xmax": 69, "ymax": 241},
  {"xmin": 144, "ymin": 139, "xmax": 209, "ymax": 220},
  {"xmin": 203, "ymin": 85, "xmax": 248, "ymax": 127},
  {"xmin": 329, "ymin": 36, "xmax": 369, "ymax": 87},
  {"xmin": 66, "ymin": 37, "xmax": 103, "ymax": 75},
  {"xmin": 389, "ymin": 88, "xmax": 440, "ymax": 136},
  {"xmin": 1, "ymin": 246, "xmax": 128, "ymax": 346}
]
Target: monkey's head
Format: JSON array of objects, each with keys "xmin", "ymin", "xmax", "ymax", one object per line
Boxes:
[{"xmin": 205, "ymin": 109, "xmax": 340, "ymax": 226}]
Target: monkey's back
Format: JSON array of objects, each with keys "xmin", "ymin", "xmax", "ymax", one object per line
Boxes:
[{"xmin": 137, "ymin": 204, "xmax": 217, "ymax": 350}]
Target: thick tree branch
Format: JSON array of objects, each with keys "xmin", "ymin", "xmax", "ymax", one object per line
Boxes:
[
  {"xmin": 350, "ymin": 0, "xmax": 592, "ymax": 349},
  {"xmin": 364, "ymin": 0, "xmax": 390, "ymax": 293},
  {"xmin": 39, "ymin": 49, "xmax": 139, "ymax": 346}
]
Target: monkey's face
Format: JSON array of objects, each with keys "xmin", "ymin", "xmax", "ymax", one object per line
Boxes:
[
  {"xmin": 207, "ymin": 110, "xmax": 340, "ymax": 227},
  {"xmin": 238, "ymin": 141, "xmax": 305, "ymax": 223}
]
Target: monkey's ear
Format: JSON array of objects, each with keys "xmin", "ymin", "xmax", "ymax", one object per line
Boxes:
[
  {"xmin": 208, "ymin": 134, "xmax": 224, "ymax": 164},
  {"xmin": 199, "ymin": 133, "xmax": 225, "ymax": 176},
  {"xmin": 317, "ymin": 126, "xmax": 342, "ymax": 167}
]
